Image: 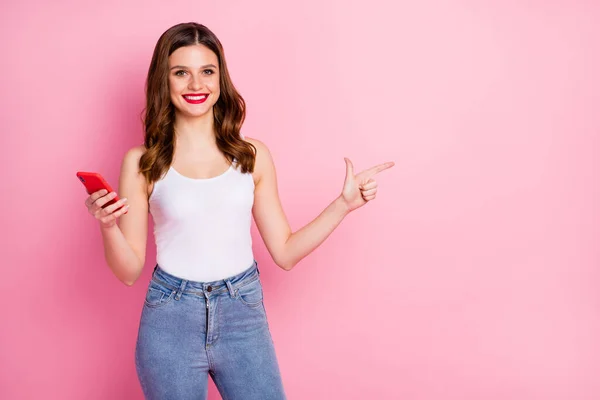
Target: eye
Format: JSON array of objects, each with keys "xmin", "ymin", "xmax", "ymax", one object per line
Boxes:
[
  {"xmin": 203, "ymin": 69, "xmax": 215, "ymax": 75},
  {"xmin": 174, "ymin": 70, "xmax": 187, "ymax": 76}
]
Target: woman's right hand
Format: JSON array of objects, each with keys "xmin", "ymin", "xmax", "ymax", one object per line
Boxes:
[{"xmin": 85, "ymin": 189, "xmax": 129, "ymax": 229}]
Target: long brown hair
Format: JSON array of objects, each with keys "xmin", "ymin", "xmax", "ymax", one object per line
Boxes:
[{"xmin": 139, "ymin": 22, "xmax": 256, "ymax": 185}]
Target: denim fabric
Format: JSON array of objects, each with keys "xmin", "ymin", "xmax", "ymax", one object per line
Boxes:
[{"xmin": 135, "ymin": 260, "xmax": 286, "ymax": 400}]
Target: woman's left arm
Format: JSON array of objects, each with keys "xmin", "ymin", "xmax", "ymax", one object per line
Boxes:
[{"xmin": 249, "ymin": 138, "xmax": 394, "ymax": 271}]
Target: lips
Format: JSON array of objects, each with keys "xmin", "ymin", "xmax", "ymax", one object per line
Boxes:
[{"xmin": 182, "ymin": 94, "xmax": 209, "ymax": 104}]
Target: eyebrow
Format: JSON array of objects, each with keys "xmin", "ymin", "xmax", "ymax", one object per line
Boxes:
[{"xmin": 169, "ymin": 64, "xmax": 217, "ymax": 70}]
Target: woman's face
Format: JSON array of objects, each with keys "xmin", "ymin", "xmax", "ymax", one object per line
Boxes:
[{"xmin": 168, "ymin": 44, "xmax": 220, "ymax": 118}]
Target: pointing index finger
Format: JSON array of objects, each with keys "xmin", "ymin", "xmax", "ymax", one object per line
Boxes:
[{"xmin": 363, "ymin": 161, "xmax": 395, "ymax": 178}]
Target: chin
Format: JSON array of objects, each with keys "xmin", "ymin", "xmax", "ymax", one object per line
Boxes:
[
  {"xmin": 178, "ymin": 107, "xmax": 213, "ymax": 119},
  {"xmin": 181, "ymin": 110, "xmax": 209, "ymax": 117}
]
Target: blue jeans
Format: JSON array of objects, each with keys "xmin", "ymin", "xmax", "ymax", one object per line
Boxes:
[{"xmin": 135, "ymin": 260, "xmax": 287, "ymax": 400}]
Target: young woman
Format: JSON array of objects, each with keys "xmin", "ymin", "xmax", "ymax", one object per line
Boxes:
[{"xmin": 84, "ymin": 22, "xmax": 394, "ymax": 400}]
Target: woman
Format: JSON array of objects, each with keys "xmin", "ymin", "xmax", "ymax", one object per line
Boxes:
[{"xmin": 84, "ymin": 22, "xmax": 394, "ymax": 400}]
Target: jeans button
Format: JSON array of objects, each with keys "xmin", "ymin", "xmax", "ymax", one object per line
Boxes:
[{"xmin": 206, "ymin": 286, "xmax": 212, "ymax": 292}]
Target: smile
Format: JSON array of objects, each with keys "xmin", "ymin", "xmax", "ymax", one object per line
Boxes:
[{"xmin": 182, "ymin": 94, "xmax": 208, "ymax": 104}]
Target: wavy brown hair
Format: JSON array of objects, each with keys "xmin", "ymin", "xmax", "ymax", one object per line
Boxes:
[{"xmin": 139, "ymin": 22, "xmax": 256, "ymax": 185}]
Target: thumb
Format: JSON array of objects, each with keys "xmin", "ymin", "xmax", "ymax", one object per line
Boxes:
[{"xmin": 344, "ymin": 157, "xmax": 354, "ymax": 178}]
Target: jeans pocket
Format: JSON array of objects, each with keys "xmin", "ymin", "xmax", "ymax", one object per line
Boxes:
[
  {"xmin": 235, "ymin": 277, "xmax": 264, "ymax": 308},
  {"xmin": 144, "ymin": 281, "xmax": 175, "ymax": 308}
]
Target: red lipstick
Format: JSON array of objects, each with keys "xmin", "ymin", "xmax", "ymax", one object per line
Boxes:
[{"xmin": 182, "ymin": 93, "xmax": 209, "ymax": 104}]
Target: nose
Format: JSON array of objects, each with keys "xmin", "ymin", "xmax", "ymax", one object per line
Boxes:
[{"xmin": 188, "ymin": 74, "xmax": 203, "ymax": 91}]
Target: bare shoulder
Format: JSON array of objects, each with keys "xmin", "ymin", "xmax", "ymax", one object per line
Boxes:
[
  {"xmin": 242, "ymin": 136, "xmax": 274, "ymax": 186},
  {"xmin": 243, "ymin": 136, "xmax": 267, "ymax": 154},
  {"xmin": 123, "ymin": 144, "xmax": 146, "ymax": 164},
  {"xmin": 121, "ymin": 145, "xmax": 146, "ymax": 180},
  {"xmin": 121, "ymin": 144, "xmax": 151, "ymax": 197}
]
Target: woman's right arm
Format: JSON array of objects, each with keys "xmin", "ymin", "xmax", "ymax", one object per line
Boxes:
[{"xmin": 99, "ymin": 146, "xmax": 149, "ymax": 286}]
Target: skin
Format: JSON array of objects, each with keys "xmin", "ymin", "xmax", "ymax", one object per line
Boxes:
[{"xmin": 86, "ymin": 43, "xmax": 394, "ymax": 282}]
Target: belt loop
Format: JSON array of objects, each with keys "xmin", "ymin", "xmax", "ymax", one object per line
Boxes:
[
  {"xmin": 175, "ymin": 279, "xmax": 187, "ymax": 301},
  {"xmin": 255, "ymin": 260, "xmax": 260, "ymax": 275},
  {"xmin": 225, "ymin": 279, "xmax": 236, "ymax": 298}
]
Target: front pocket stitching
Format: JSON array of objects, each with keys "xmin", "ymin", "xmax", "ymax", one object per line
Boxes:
[
  {"xmin": 144, "ymin": 288, "xmax": 175, "ymax": 308},
  {"xmin": 237, "ymin": 294, "xmax": 263, "ymax": 307},
  {"xmin": 235, "ymin": 284, "xmax": 263, "ymax": 308}
]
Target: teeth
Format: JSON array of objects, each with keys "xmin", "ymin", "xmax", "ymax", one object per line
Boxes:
[{"xmin": 184, "ymin": 95, "xmax": 207, "ymax": 100}]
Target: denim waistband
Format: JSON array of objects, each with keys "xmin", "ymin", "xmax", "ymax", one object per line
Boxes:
[{"xmin": 151, "ymin": 259, "xmax": 260, "ymax": 298}]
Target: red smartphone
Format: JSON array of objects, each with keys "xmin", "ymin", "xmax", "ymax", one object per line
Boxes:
[{"xmin": 76, "ymin": 171, "xmax": 126, "ymax": 212}]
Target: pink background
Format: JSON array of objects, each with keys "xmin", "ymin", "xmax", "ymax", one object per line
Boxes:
[{"xmin": 1, "ymin": 0, "xmax": 599, "ymax": 399}]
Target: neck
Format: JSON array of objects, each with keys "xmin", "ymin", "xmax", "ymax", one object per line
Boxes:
[{"xmin": 173, "ymin": 109, "xmax": 217, "ymax": 151}]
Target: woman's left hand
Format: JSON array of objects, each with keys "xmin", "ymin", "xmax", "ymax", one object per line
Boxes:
[{"xmin": 340, "ymin": 158, "xmax": 395, "ymax": 212}]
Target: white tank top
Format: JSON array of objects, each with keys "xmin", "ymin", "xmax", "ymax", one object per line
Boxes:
[{"xmin": 148, "ymin": 137, "xmax": 255, "ymax": 282}]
